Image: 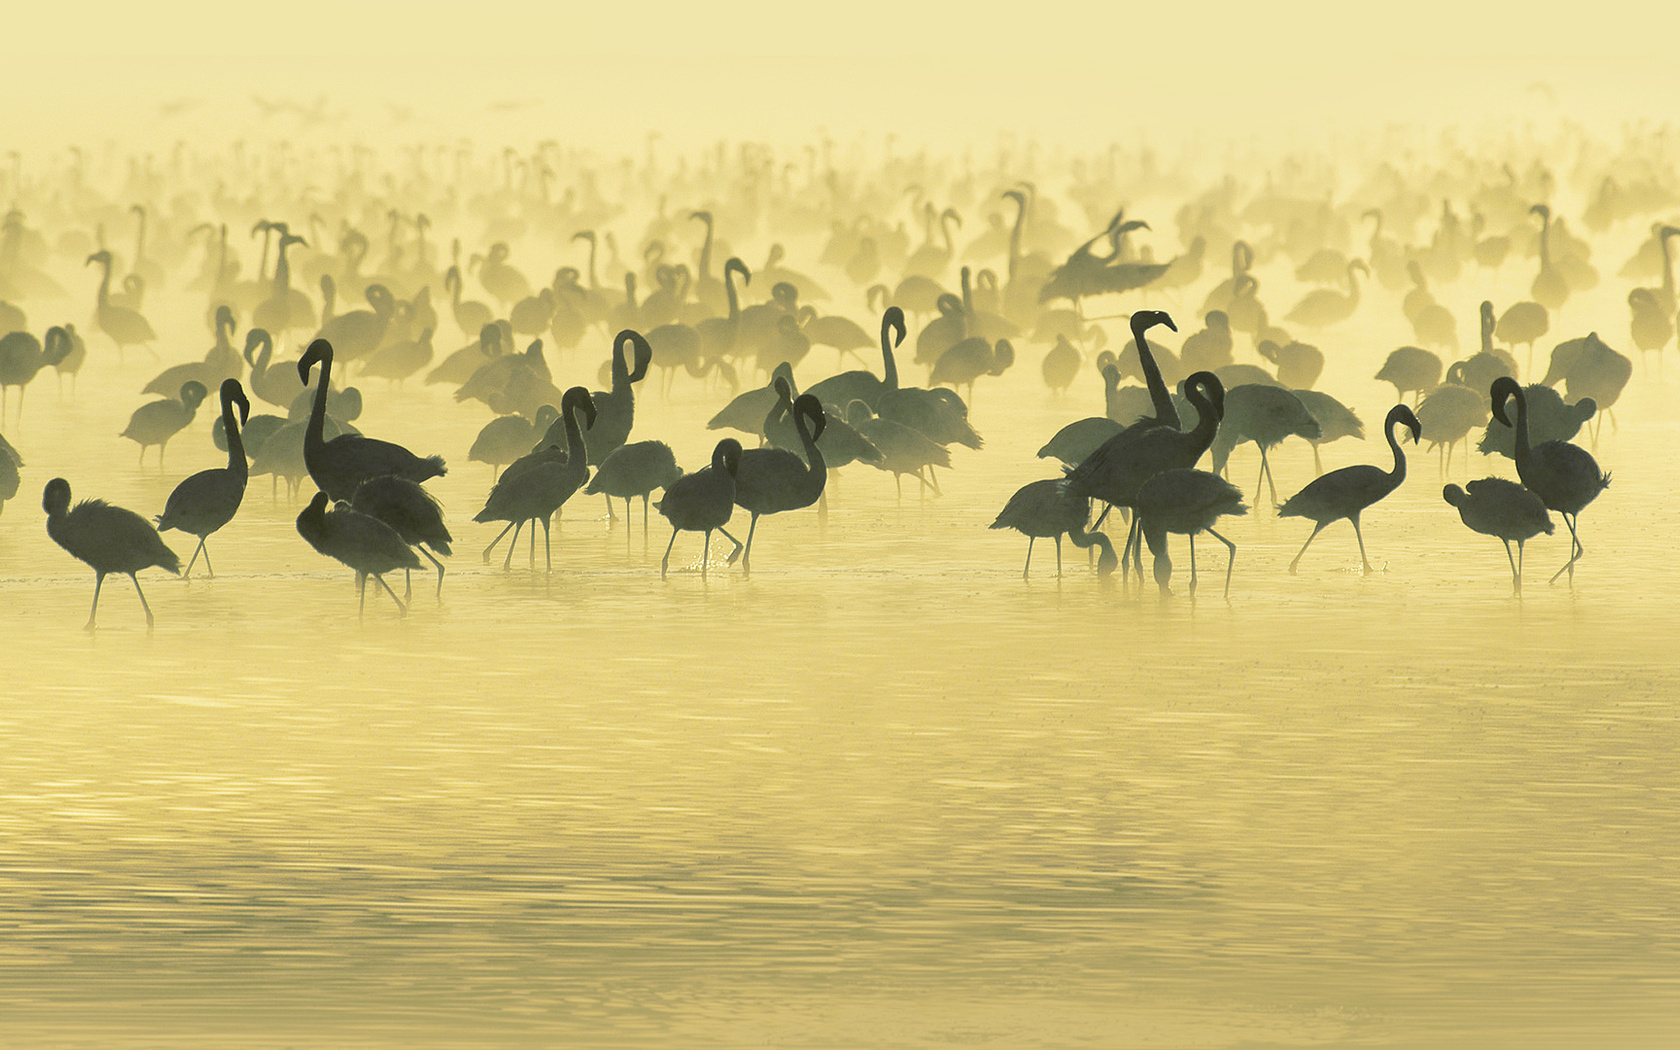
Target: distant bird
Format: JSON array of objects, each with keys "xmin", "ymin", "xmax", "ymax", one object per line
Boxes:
[
  {"xmin": 43, "ymin": 477, "xmax": 180, "ymax": 629},
  {"xmin": 702, "ymin": 355, "xmax": 786, "ymax": 434},
  {"xmin": 469, "ymin": 405, "xmax": 560, "ymax": 479},
  {"xmin": 142, "ymin": 307, "xmax": 242, "ymax": 398},
  {"xmin": 1208, "ymin": 384, "xmax": 1320, "ymax": 506},
  {"xmin": 847, "ymin": 399, "xmax": 951, "ymax": 499},
  {"xmin": 1279, "ymin": 404, "xmax": 1421, "ymax": 574},
  {"xmin": 656, "ymin": 438, "xmax": 744, "ymax": 579},
  {"xmin": 1291, "ymin": 389, "xmax": 1364, "ymax": 474},
  {"xmin": 1414, "ymin": 383, "xmax": 1488, "ymax": 474},
  {"xmin": 1443, "ymin": 478, "xmax": 1554, "ymax": 591},
  {"xmin": 1263, "ymin": 339, "xmax": 1323, "ymax": 389},
  {"xmin": 295, "ymin": 490, "xmax": 421, "ymax": 617},
  {"xmin": 1490, "ymin": 376, "xmax": 1608, "ymax": 584},
  {"xmin": 298, "ymin": 339, "xmax": 446, "ymax": 501},
  {"xmin": 444, "ymin": 264, "xmax": 493, "ymax": 338},
  {"xmin": 1375, "ymin": 346, "xmax": 1443, "ymax": 404},
  {"xmin": 0, "ymin": 327, "xmax": 71, "ymax": 425},
  {"xmin": 1476, "ymin": 382, "xmax": 1595, "ymax": 460},
  {"xmin": 731, "ymin": 384, "xmax": 828, "ymax": 573},
  {"xmin": 989, "ymin": 478, "xmax": 1116, "ymax": 578},
  {"xmin": 1179, "ymin": 311, "xmax": 1233, "ymax": 372},
  {"xmin": 1539, "ymin": 332, "xmax": 1631, "ymax": 442},
  {"xmin": 1285, "ymin": 259, "xmax": 1366, "ymax": 328},
  {"xmin": 1040, "ymin": 334, "xmax": 1080, "ymax": 394},
  {"xmin": 473, "ymin": 386, "xmax": 596, "ymax": 572},
  {"xmin": 154, "ymin": 379, "xmax": 250, "ymax": 578},
  {"xmin": 1528, "ymin": 204, "xmax": 1569, "ymax": 311},
  {"xmin": 120, "ymin": 380, "xmax": 208, "ymax": 471},
  {"xmin": 87, "ymin": 249, "xmax": 156, "ymax": 360},
  {"xmin": 585, "ymin": 439, "xmax": 684, "ymax": 531},
  {"xmin": 351, "ymin": 475, "xmax": 453, "ymax": 599},
  {"xmin": 314, "ymin": 278, "xmax": 395, "ymax": 363},
  {"xmin": 1628, "ymin": 288, "xmax": 1674, "ymax": 361},
  {"xmin": 930, "ymin": 336, "xmax": 1013, "ymax": 402},
  {"xmin": 1037, "ymin": 416, "xmax": 1123, "ymax": 471},
  {"xmin": 1135, "ymin": 468, "xmax": 1248, "ymax": 597},
  {"xmin": 1495, "ymin": 299, "xmax": 1549, "ymax": 372}
]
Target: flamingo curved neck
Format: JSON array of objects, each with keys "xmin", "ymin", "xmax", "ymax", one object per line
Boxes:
[
  {"xmin": 1134, "ymin": 325, "xmax": 1179, "ymax": 429},
  {"xmin": 223, "ymin": 396, "xmax": 248, "ymax": 480},
  {"xmin": 1386, "ymin": 418, "xmax": 1408, "ymax": 481}
]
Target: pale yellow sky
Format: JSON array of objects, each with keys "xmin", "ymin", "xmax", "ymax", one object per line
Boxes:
[{"xmin": 5, "ymin": 1, "xmax": 1677, "ymax": 154}]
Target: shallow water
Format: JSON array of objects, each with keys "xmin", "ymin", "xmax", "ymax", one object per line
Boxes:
[{"xmin": 2, "ymin": 227, "xmax": 1679, "ymax": 1048}]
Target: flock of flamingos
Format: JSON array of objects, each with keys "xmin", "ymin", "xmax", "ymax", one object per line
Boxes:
[{"xmin": 1, "ymin": 128, "xmax": 1666, "ymax": 627}]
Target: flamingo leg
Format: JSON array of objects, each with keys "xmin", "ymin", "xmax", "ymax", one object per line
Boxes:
[
  {"xmin": 419, "ymin": 546, "xmax": 446, "ymax": 597},
  {"xmin": 374, "ymin": 573, "xmax": 408, "ymax": 615},
  {"xmin": 1262, "ymin": 450, "xmax": 1279, "ymax": 506},
  {"xmin": 86, "ymin": 572, "xmax": 106, "ymax": 631},
  {"xmin": 1054, "ymin": 534, "xmax": 1063, "ymax": 577},
  {"xmin": 1188, "ymin": 531, "xmax": 1198, "ymax": 594},
  {"xmin": 603, "ymin": 492, "xmax": 616, "ymax": 520},
  {"xmin": 501, "ymin": 521, "xmax": 524, "ymax": 570},
  {"xmin": 1551, "ymin": 512, "xmax": 1583, "ymax": 584},
  {"xmin": 700, "ymin": 528, "xmax": 712, "ymax": 578},
  {"xmin": 183, "ymin": 537, "xmax": 206, "ymax": 578},
  {"xmin": 1502, "ymin": 538, "xmax": 1519, "ymax": 591},
  {"xmin": 357, "ymin": 572, "xmax": 367, "ymax": 618},
  {"xmin": 1351, "ymin": 513, "xmax": 1373, "ymax": 574},
  {"xmin": 541, "ymin": 515, "xmax": 552, "ymax": 572},
  {"xmin": 1253, "ymin": 452, "xmax": 1267, "ymax": 506},
  {"xmin": 661, "ymin": 527, "xmax": 679, "ymax": 578},
  {"xmin": 482, "ymin": 521, "xmax": 515, "ymax": 562},
  {"xmin": 529, "ymin": 518, "xmax": 537, "ymax": 567},
  {"xmin": 1289, "ymin": 522, "xmax": 1327, "ymax": 574},
  {"xmin": 737, "ymin": 513, "xmax": 759, "ymax": 572},
  {"xmin": 402, "ymin": 568, "xmax": 412, "ymax": 603},
  {"xmin": 1022, "ymin": 536, "xmax": 1034, "ymax": 579},
  {"xmin": 1313, "ymin": 442, "xmax": 1324, "ymax": 475},
  {"xmin": 1208, "ymin": 527, "xmax": 1238, "ymax": 598},
  {"xmin": 200, "ymin": 542, "xmax": 215, "ymax": 579}
]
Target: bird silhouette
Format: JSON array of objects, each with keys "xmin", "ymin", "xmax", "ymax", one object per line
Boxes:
[
  {"xmin": 121, "ymin": 380, "xmax": 208, "ymax": 472},
  {"xmin": 298, "ymin": 339, "xmax": 445, "ymax": 501},
  {"xmin": 1279, "ymin": 404, "xmax": 1421, "ymax": 574},
  {"xmin": 296, "ymin": 490, "xmax": 421, "ymax": 617},
  {"xmin": 1063, "ymin": 369, "xmax": 1224, "ymax": 579},
  {"xmin": 44, "ymin": 477, "xmax": 180, "ymax": 630},
  {"xmin": 1375, "ymin": 346, "xmax": 1443, "ymax": 405},
  {"xmin": 86, "ymin": 250, "xmax": 156, "ymax": 361},
  {"xmin": 1443, "ymin": 478, "xmax": 1554, "ymax": 591},
  {"xmin": 351, "ymin": 475, "xmax": 453, "ymax": 599},
  {"xmin": 1476, "ymin": 382, "xmax": 1595, "ymax": 460},
  {"xmin": 846, "ymin": 399, "xmax": 951, "ymax": 500},
  {"xmin": 1135, "ymin": 468, "xmax": 1248, "ymax": 597},
  {"xmin": 585, "ymin": 439, "xmax": 683, "ymax": 532},
  {"xmin": 731, "ymin": 384, "xmax": 828, "ymax": 573},
  {"xmin": 990, "ymin": 478, "xmax": 1116, "ymax": 578},
  {"xmin": 1209, "ymin": 384, "xmax": 1320, "ymax": 506},
  {"xmin": 155, "ymin": 379, "xmax": 250, "ymax": 578},
  {"xmin": 469, "ymin": 404, "xmax": 559, "ymax": 479},
  {"xmin": 473, "ymin": 386, "xmax": 596, "ymax": 572},
  {"xmin": 0, "ymin": 327, "xmax": 71, "ymax": 426},
  {"xmin": 656, "ymin": 438, "xmax": 744, "ymax": 579},
  {"xmin": 1539, "ymin": 332, "xmax": 1630, "ymax": 444},
  {"xmin": 1414, "ymin": 383, "xmax": 1487, "ymax": 475},
  {"xmin": 584, "ymin": 330, "xmax": 654, "ymax": 503},
  {"xmin": 1285, "ymin": 259, "xmax": 1365, "ymax": 328},
  {"xmin": 1490, "ymin": 376, "xmax": 1609, "ymax": 584}
]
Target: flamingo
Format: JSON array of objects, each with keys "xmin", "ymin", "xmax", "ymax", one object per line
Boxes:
[
  {"xmin": 154, "ymin": 379, "xmax": 250, "ymax": 578},
  {"xmin": 990, "ymin": 478, "xmax": 1116, "ymax": 578},
  {"xmin": 298, "ymin": 339, "xmax": 446, "ymax": 501},
  {"xmin": 731, "ymin": 383, "xmax": 828, "ymax": 573},
  {"xmin": 44, "ymin": 477, "xmax": 180, "ymax": 630},
  {"xmin": 1490, "ymin": 376, "xmax": 1609, "ymax": 584},
  {"xmin": 656, "ymin": 438, "xmax": 744, "ymax": 579},
  {"xmin": 1280, "ymin": 404, "xmax": 1421, "ymax": 575},
  {"xmin": 1443, "ymin": 478, "xmax": 1554, "ymax": 591},
  {"xmin": 1135, "ymin": 468, "xmax": 1248, "ymax": 597},
  {"xmin": 295, "ymin": 490, "xmax": 420, "ymax": 617}
]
